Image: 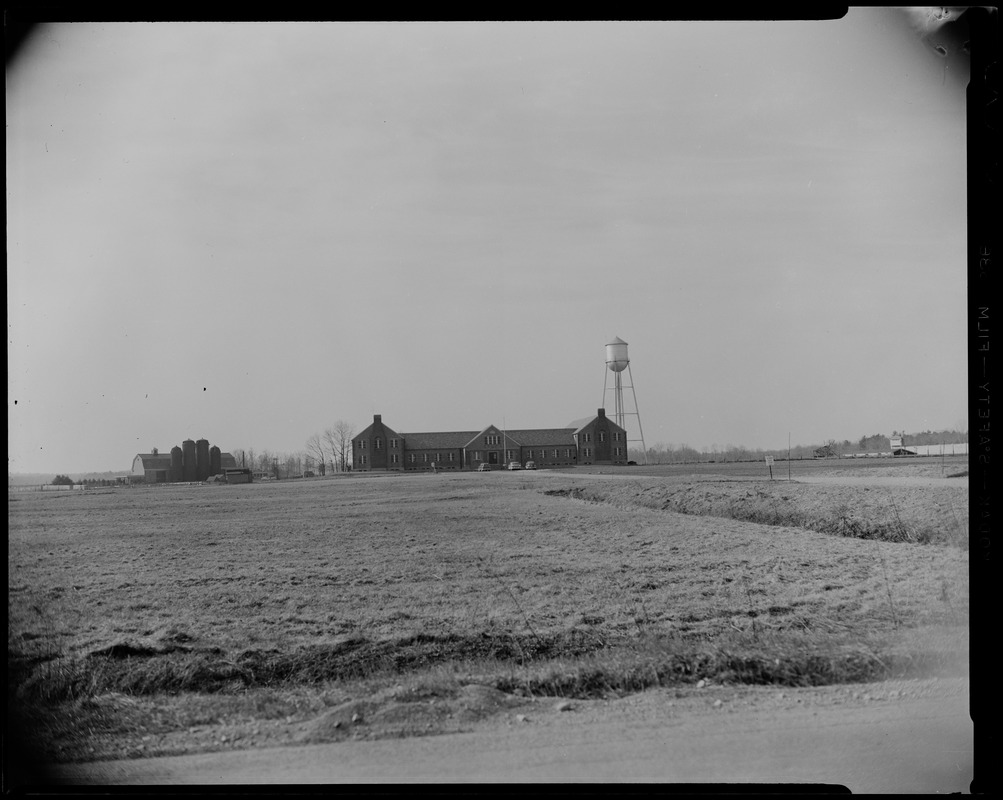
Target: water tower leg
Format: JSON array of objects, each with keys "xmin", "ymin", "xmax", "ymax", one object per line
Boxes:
[{"xmin": 627, "ymin": 363, "xmax": 647, "ymax": 465}]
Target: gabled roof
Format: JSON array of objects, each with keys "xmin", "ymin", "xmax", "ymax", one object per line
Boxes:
[
  {"xmin": 398, "ymin": 427, "xmax": 577, "ymax": 450},
  {"xmin": 505, "ymin": 428, "xmax": 577, "ymax": 447},
  {"xmin": 133, "ymin": 454, "xmax": 172, "ymax": 470},
  {"xmin": 356, "ymin": 415, "xmax": 400, "ymax": 440},
  {"xmin": 464, "ymin": 424, "xmax": 504, "ymax": 448},
  {"xmin": 573, "ymin": 413, "xmax": 626, "ymax": 436},
  {"xmin": 400, "ymin": 431, "xmax": 480, "ymax": 450}
]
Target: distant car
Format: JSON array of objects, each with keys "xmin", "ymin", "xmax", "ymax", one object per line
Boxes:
[
  {"xmin": 524, "ymin": 461, "xmax": 537, "ymax": 470},
  {"xmin": 507, "ymin": 461, "xmax": 522, "ymax": 470},
  {"xmin": 476, "ymin": 463, "xmax": 495, "ymax": 472}
]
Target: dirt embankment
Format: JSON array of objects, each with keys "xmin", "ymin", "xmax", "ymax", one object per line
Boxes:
[{"xmin": 544, "ymin": 477, "xmax": 968, "ymax": 547}]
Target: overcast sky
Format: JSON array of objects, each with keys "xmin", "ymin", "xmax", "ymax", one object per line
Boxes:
[{"xmin": 8, "ymin": 11, "xmax": 970, "ymax": 474}]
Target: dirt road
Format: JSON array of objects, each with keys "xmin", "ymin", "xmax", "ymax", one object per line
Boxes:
[{"xmin": 51, "ymin": 677, "xmax": 972, "ymax": 791}]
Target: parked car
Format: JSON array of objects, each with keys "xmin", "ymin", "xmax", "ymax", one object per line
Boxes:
[
  {"xmin": 507, "ymin": 461, "xmax": 522, "ymax": 470},
  {"xmin": 524, "ymin": 461, "xmax": 537, "ymax": 470},
  {"xmin": 476, "ymin": 463, "xmax": 495, "ymax": 472}
]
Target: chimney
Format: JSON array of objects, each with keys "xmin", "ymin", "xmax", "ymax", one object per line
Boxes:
[
  {"xmin": 597, "ymin": 408, "xmax": 606, "ymax": 418},
  {"xmin": 374, "ymin": 414, "xmax": 382, "ymax": 423},
  {"xmin": 152, "ymin": 447, "xmax": 158, "ymax": 455}
]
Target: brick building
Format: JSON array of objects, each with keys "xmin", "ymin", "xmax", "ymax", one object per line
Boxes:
[{"xmin": 352, "ymin": 410, "xmax": 628, "ymax": 471}]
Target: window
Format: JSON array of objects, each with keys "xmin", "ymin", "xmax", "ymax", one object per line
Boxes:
[
  {"xmin": 528, "ymin": 450, "xmax": 534, "ymax": 458},
  {"xmin": 360, "ymin": 454, "xmax": 368, "ymax": 465},
  {"xmin": 599, "ymin": 432, "xmax": 606, "ymax": 443},
  {"xmin": 448, "ymin": 453, "xmax": 455, "ymax": 462},
  {"xmin": 614, "ymin": 432, "xmax": 621, "ymax": 442},
  {"xmin": 409, "ymin": 454, "xmax": 416, "ymax": 463},
  {"xmin": 614, "ymin": 447, "xmax": 621, "ymax": 457},
  {"xmin": 474, "ymin": 451, "xmax": 481, "ymax": 460},
  {"xmin": 583, "ymin": 433, "xmax": 591, "ymax": 443},
  {"xmin": 423, "ymin": 454, "xmax": 429, "ymax": 462},
  {"xmin": 485, "ymin": 434, "xmax": 500, "ymax": 445},
  {"xmin": 375, "ymin": 438, "xmax": 382, "ymax": 450},
  {"xmin": 359, "ymin": 440, "xmax": 367, "ymax": 450},
  {"xmin": 584, "ymin": 448, "xmax": 592, "ymax": 458},
  {"xmin": 391, "ymin": 439, "xmax": 398, "ymax": 449},
  {"xmin": 436, "ymin": 453, "xmax": 441, "ymax": 462},
  {"xmin": 565, "ymin": 449, "xmax": 571, "ymax": 458},
  {"xmin": 553, "ymin": 449, "xmax": 558, "ymax": 458},
  {"xmin": 391, "ymin": 453, "xmax": 399, "ymax": 463}
]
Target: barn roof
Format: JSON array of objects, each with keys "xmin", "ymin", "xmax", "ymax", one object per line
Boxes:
[{"xmin": 133, "ymin": 453, "xmax": 172, "ymax": 470}]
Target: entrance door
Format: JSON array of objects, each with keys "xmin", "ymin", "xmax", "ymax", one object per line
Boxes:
[{"xmin": 488, "ymin": 451, "xmax": 499, "ymax": 465}]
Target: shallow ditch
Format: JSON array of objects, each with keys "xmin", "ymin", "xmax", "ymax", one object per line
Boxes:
[
  {"xmin": 542, "ymin": 485, "xmax": 959, "ymax": 546},
  {"xmin": 11, "ymin": 627, "xmax": 961, "ymax": 704}
]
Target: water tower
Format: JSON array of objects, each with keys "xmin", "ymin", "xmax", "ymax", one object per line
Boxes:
[{"xmin": 602, "ymin": 337, "xmax": 648, "ymax": 464}]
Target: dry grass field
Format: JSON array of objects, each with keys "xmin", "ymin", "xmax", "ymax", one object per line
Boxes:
[{"xmin": 8, "ymin": 459, "xmax": 969, "ymax": 769}]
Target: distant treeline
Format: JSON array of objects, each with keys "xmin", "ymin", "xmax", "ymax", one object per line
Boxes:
[
  {"xmin": 631, "ymin": 429, "xmax": 969, "ymax": 464},
  {"xmin": 9, "ymin": 427, "xmax": 968, "ymax": 486}
]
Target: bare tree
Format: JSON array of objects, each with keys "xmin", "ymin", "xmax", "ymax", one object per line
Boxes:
[
  {"xmin": 305, "ymin": 433, "xmax": 327, "ymax": 476},
  {"xmin": 325, "ymin": 420, "xmax": 355, "ymax": 473},
  {"xmin": 256, "ymin": 450, "xmax": 273, "ymax": 475}
]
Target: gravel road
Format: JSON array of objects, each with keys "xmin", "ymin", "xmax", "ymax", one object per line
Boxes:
[{"xmin": 50, "ymin": 677, "xmax": 973, "ymax": 791}]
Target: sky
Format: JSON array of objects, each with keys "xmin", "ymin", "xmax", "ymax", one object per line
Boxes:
[{"xmin": 7, "ymin": 11, "xmax": 971, "ymax": 474}]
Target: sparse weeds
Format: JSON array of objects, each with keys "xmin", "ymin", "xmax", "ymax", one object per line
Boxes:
[
  {"xmin": 552, "ymin": 478, "xmax": 968, "ymax": 548},
  {"xmin": 8, "ymin": 472, "xmax": 970, "ymax": 764}
]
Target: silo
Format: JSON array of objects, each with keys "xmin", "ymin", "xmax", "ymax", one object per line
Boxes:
[
  {"xmin": 170, "ymin": 446, "xmax": 184, "ymax": 482},
  {"xmin": 209, "ymin": 445, "xmax": 221, "ymax": 477},
  {"xmin": 195, "ymin": 439, "xmax": 210, "ymax": 481},
  {"xmin": 182, "ymin": 439, "xmax": 197, "ymax": 482}
]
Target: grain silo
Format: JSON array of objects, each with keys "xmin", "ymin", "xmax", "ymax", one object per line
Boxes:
[
  {"xmin": 195, "ymin": 438, "xmax": 210, "ymax": 481},
  {"xmin": 170, "ymin": 446, "xmax": 184, "ymax": 482},
  {"xmin": 209, "ymin": 445, "xmax": 221, "ymax": 477},
  {"xmin": 182, "ymin": 439, "xmax": 197, "ymax": 481}
]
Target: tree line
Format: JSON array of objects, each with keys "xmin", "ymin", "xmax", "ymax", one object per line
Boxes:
[
  {"xmin": 631, "ymin": 428, "xmax": 969, "ymax": 464},
  {"xmin": 229, "ymin": 420, "xmax": 356, "ymax": 479}
]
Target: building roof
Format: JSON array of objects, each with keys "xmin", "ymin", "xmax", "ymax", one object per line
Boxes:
[
  {"xmin": 572, "ymin": 410, "xmax": 626, "ymax": 436},
  {"xmin": 132, "ymin": 453, "xmax": 172, "ymax": 473},
  {"xmin": 400, "ymin": 431, "xmax": 480, "ymax": 450},
  {"xmin": 356, "ymin": 415, "xmax": 402, "ymax": 441},
  {"xmin": 399, "ymin": 427, "xmax": 578, "ymax": 450},
  {"xmin": 357, "ymin": 414, "xmax": 610, "ymax": 455},
  {"xmin": 464, "ymin": 425, "xmax": 520, "ymax": 448},
  {"xmin": 506, "ymin": 428, "xmax": 577, "ymax": 447}
]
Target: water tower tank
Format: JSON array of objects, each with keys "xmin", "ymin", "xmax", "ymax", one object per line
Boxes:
[
  {"xmin": 170, "ymin": 446, "xmax": 184, "ymax": 482},
  {"xmin": 209, "ymin": 445, "xmax": 221, "ymax": 477},
  {"xmin": 195, "ymin": 439, "xmax": 210, "ymax": 481},
  {"xmin": 182, "ymin": 439, "xmax": 197, "ymax": 481},
  {"xmin": 606, "ymin": 337, "xmax": 630, "ymax": 372}
]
